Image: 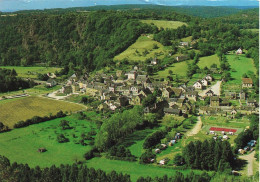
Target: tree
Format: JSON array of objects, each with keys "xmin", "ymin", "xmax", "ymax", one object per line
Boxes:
[
  {"xmin": 57, "ymin": 134, "xmax": 69, "ymax": 143},
  {"xmin": 173, "ymin": 154, "xmax": 185, "ymax": 166},
  {"xmin": 59, "ymin": 120, "xmax": 71, "ymax": 130},
  {"xmin": 139, "ymin": 150, "xmax": 156, "ymax": 164}
]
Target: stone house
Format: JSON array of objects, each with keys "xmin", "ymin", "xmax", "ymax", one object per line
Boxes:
[
  {"xmin": 185, "ymin": 90, "xmax": 198, "ymax": 101},
  {"xmin": 205, "ymin": 90, "xmax": 214, "ymax": 97},
  {"xmin": 247, "ymin": 99, "xmax": 256, "ymax": 107},
  {"xmin": 205, "ymin": 75, "xmax": 213, "ymax": 82},
  {"xmin": 162, "ymin": 88, "xmax": 174, "ymax": 98},
  {"xmin": 126, "ymin": 70, "xmax": 137, "ymax": 80},
  {"xmin": 163, "ymin": 108, "xmax": 182, "ymax": 116},
  {"xmin": 242, "ymin": 78, "xmax": 253, "ymax": 88},
  {"xmin": 193, "ymin": 81, "xmax": 203, "ymax": 90},
  {"xmin": 210, "ymin": 96, "xmax": 220, "ymax": 107},
  {"xmin": 201, "ymin": 78, "xmax": 208, "ymax": 86}
]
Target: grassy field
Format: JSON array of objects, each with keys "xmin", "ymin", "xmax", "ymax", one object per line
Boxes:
[
  {"xmin": 114, "ymin": 35, "xmax": 170, "ymax": 62},
  {"xmin": 86, "ymin": 157, "xmax": 205, "ymax": 182},
  {"xmin": 181, "ymin": 36, "xmax": 192, "ymax": 42},
  {"xmin": 197, "ymin": 54, "xmax": 220, "ymax": 69},
  {"xmin": 222, "ymin": 54, "xmax": 256, "ymax": 91},
  {"xmin": 0, "ymin": 66, "xmax": 61, "ymax": 78},
  {"xmin": 0, "ymin": 115, "xmax": 96, "ymax": 167},
  {"xmin": 153, "ymin": 60, "xmax": 192, "ymax": 80},
  {"xmin": 141, "ymin": 20, "xmax": 187, "ymax": 30},
  {"xmin": 0, "ymin": 96, "xmax": 86, "ymax": 128}
]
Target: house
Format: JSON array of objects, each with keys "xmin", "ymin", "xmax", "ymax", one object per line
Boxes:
[
  {"xmin": 126, "ymin": 70, "xmax": 137, "ymax": 80},
  {"xmin": 185, "ymin": 90, "xmax": 198, "ymax": 101},
  {"xmin": 176, "ymin": 98, "xmax": 185, "ymax": 107},
  {"xmin": 225, "ymin": 92, "xmax": 237, "ymax": 99},
  {"xmin": 98, "ymin": 103, "xmax": 109, "ymax": 111},
  {"xmin": 193, "ymin": 81, "xmax": 203, "ymax": 90},
  {"xmin": 130, "ymin": 86, "xmax": 141, "ymax": 95},
  {"xmin": 247, "ymin": 99, "xmax": 256, "ymax": 107},
  {"xmin": 205, "ymin": 75, "xmax": 213, "ymax": 82},
  {"xmin": 176, "ymin": 55, "xmax": 189, "ymax": 62},
  {"xmin": 201, "ymin": 78, "xmax": 208, "ymax": 86},
  {"xmin": 242, "ymin": 78, "xmax": 253, "ymax": 88},
  {"xmin": 210, "ymin": 96, "xmax": 220, "ymax": 107},
  {"xmin": 70, "ymin": 73, "xmax": 79, "ymax": 82},
  {"xmin": 72, "ymin": 84, "xmax": 80, "ymax": 93},
  {"xmin": 179, "ymin": 42, "xmax": 189, "ymax": 47},
  {"xmin": 131, "ymin": 94, "xmax": 145, "ymax": 105},
  {"xmin": 46, "ymin": 78, "xmax": 57, "ymax": 87},
  {"xmin": 139, "ymin": 88, "xmax": 152, "ymax": 97},
  {"xmin": 151, "ymin": 57, "xmax": 158, "ymax": 65},
  {"xmin": 136, "ymin": 75, "xmax": 148, "ymax": 84},
  {"xmin": 162, "ymin": 88, "xmax": 175, "ymax": 98},
  {"xmin": 61, "ymin": 86, "xmax": 73, "ymax": 95},
  {"xmin": 230, "ymin": 109, "xmax": 237, "ymax": 115},
  {"xmin": 182, "ymin": 103, "xmax": 192, "ymax": 114},
  {"xmin": 236, "ymin": 48, "xmax": 243, "ymax": 55},
  {"xmin": 163, "ymin": 108, "xmax": 182, "ymax": 116},
  {"xmin": 239, "ymin": 90, "xmax": 246, "ymax": 100},
  {"xmin": 171, "ymin": 88, "xmax": 183, "ymax": 98},
  {"xmin": 205, "ymin": 90, "xmax": 214, "ymax": 97}
]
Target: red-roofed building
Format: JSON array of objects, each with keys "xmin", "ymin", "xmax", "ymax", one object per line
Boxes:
[{"xmin": 242, "ymin": 78, "xmax": 253, "ymax": 88}]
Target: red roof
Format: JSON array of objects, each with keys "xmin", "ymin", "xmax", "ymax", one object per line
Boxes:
[
  {"xmin": 210, "ymin": 127, "xmax": 237, "ymax": 133},
  {"xmin": 242, "ymin": 78, "xmax": 253, "ymax": 84}
]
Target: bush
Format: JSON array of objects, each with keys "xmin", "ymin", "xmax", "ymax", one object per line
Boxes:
[
  {"xmin": 57, "ymin": 134, "xmax": 69, "ymax": 143},
  {"xmin": 139, "ymin": 150, "xmax": 156, "ymax": 164}
]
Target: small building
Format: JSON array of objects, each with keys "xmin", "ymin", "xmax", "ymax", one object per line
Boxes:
[
  {"xmin": 205, "ymin": 75, "xmax": 213, "ymax": 82},
  {"xmin": 239, "ymin": 90, "xmax": 246, "ymax": 100},
  {"xmin": 236, "ymin": 48, "xmax": 243, "ymax": 55},
  {"xmin": 151, "ymin": 57, "xmax": 158, "ymax": 65},
  {"xmin": 225, "ymin": 92, "xmax": 237, "ymax": 99},
  {"xmin": 230, "ymin": 109, "xmax": 237, "ymax": 115},
  {"xmin": 193, "ymin": 81, "xmax": 203, "ymax": 90},
  {"xmin": 205, "ymin": 90, "xmax": 214, "ymax": 97},
  {"xmin": 247, "ymin": 99, "xmax": 256, "ymax": 107},
  {"xmin": 185, "ymin": 90, "xmax": 198, "ymax": 101},
  {"xmin": 242, "ymin": 78, "xmax": 253, "ymax": 88},
  {"xmin": 46, "ymin": 78, "xmax": 57, "ymax": 87},
  {"xmin": 162, "ymin": 88, "xmax": 175, "ymax": 98},
  {"xmin": 179, "ymin": 42, "xmax": 189, "ymax": 47},
  {"xmin": 155, "ymin": 148, "xmax": 161, "ymax": 154},
  {"xmin": 210, "ymin": 96, "xmax": 220, "ymax": 107},
  {"xmin": 163, "ymin": 108, "xmax": 182, "ymax": 116},
  {"xmin": 201, "ymin": 78, "xmax": 208, "ymax": 86},
  {"xmin": 98, "ymin": 103, "xmax": 109, "ymax": 111},
  {"xmin": 126, "ymin": 70, "xmax": 137, "ymax": 80},
  {"xmin": 136, "ymin": 75, "xmax": 148, "ymax": 84},
  {"xmin": 176, "ymin": 55, "xmax": 189, "ymax": 62}
]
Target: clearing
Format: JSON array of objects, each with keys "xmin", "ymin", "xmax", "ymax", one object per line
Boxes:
[
  {"xmin": 186, "ymin": 116, "xmax": 202, "ymax": 137},
  {"xmin": 197, "ymin": 54, "xmax": 220, "ymax": 69},
  {"xmin": 199, "ymin": 81, "xmax": 222, "ymax": 97},
  {"xmin": 0, "ymin": 66, "xmax": 61, "ymax": 79},
  {"xmin": 114, "ymin": 35, "xmax": 169, "ymax": 62},
  {"xmin": 0, "ymin": 96, "xmax": 85, "ymax": 128},
  {"xmin": 0, "ymin": 115, "xmax": 97, "ymax": 167},
  {"xmin": 141, "ymin": 20, "xmax": 187, "ymax": 30}
]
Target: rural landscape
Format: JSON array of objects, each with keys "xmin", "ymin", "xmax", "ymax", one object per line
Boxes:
[{"xmin": 0, "ymin": 1, "xmax": 259, "ymax": 182}]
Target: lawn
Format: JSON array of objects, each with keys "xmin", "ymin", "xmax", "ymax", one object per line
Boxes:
[
  {"xmin": 141, "ymin": 20, "xmax": 187, "ymax": 30},
  {"xmin": 222, "ymin": 54, "xmax": 256, "ymax": 91},
  {"xmin": 0, "ymin": 96, "xmax": 86, "ymax": 128},
  {"xmin": 0, "ymin": 66, "xmax": 61, "ymax": 78},
  {"xmin": 197, "ymin": 54, "xmax": 220, "ymax": 69},
  {"xmin": 86, "ymin": 157, "xmax": 204, "ymax": 182},
  {"xmin": 114, "ymin": 35, "xmax": 170, "ymax": 62},
  {"xmin": 153, "ymin": 60, "xmax": 192, "ymax": 80},
  {"xmin": 0, "ymin": 115, "xmax": 97, "ymax": 167}
]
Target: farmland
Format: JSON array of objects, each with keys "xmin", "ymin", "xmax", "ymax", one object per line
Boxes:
[
  {"xmin": 197, "ymin": 54, "xmax": 220, "ymax": 69},
  {"xmin": 140, "ymin": 20, "xmax": 187, "ymax": 30},
  {"xmin": 114, "ymin": 35, "xmax": 169, "ymax": 62},
  {"xmin": 0, "ymin": 66, "xmax": 61, "ymax": 79},
  {"xmin": 0, "ymin": 96, "xmax": 86, "ymax": 128},
  {"xmin": 0, "ymin": 115, "xmax": 97, "ymax": 167}
]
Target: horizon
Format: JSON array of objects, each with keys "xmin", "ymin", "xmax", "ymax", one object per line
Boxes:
[{"xmin": 0, "ymin": 0, "xmax": 259, "ymax": 12}]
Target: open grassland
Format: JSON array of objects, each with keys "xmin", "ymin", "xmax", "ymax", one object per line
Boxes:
[
  {"xmin": 222, "ymin": 54, "xmax": 256, "ymax": 91},
  {"xmin": 0, "ymin": 115, "xmax": 97, "ymax": 167},
  {"xmin": 141, "ymin": 20, "xmax": 187, "ymax": 30},
  {"xmin": 153, "ymin": 60, "xmax": 192, "ymax": 80},
  {"xmin": 197, "ymin": 54, "xmax": 220, "ymax": 69},
  {"xmin": 0, "ymin": 66, "xmax": 61, "ymax": 78},
  {"xmin": 0, "ymin": 96, "xmax": 85, "ymax": 128},
  {"xmin": 114, "ymin": 35, "xmax": 170, "ymax": 62},
  {"xmin": 86, "ymin": 157, "xmax": 205, "ymax": 182},
  {"xmin": 181, "ymin": 36, "xmax": 192, "ymax": 42}
]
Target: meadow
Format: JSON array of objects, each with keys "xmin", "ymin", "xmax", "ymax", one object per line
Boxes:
[
  {"xmin": 0, "ymin": 66, "xmax": 61, "ymax": 78},
  {"xmin": 114, "ymin": 35, "xmax": 169, "ymax": 62},
  {"xmin": 197, "ymin": 54, "xmax": 220, "ymax": 69},
  {"xmin": 0, "ymin": 115, "xmax": 96, "ymax": 167},
  {"xmin": 222, "ymin": 54, "xmax": 256, "ymax": 91},
  {"xmin": 141, "ymin": 20, "xmax": 187, "ymax": 30},
  {"xmin": 0, "ymin": 96, "xmax": 85, "ymax": 127}
]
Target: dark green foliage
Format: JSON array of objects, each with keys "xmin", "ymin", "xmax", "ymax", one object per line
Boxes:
[
  {"xmin": 59, "ymin": 120, "xmax": 71, "ymax": 130},
  {"xmin": 108, "ymin": 145, "xmax": 136, "ymax": 161},
  {"xmin": 173, "ymin": 154, "xmax": 185, "ymax": 166},
  {"xmin": 139, "ymin": 150, "xmax": 156, "ymax": 164},
  {"xmin": 13, "ymin": 111, "xmax": 66, "ymax": 128},
  {"xmin": 182, "ymin": 139, "xmax": 235, "ymax": 171},
  {"xmin": 142, "ymin": 94, "xmax": 156, "ymax": 108},
  {"xmin": 37, "ymin": 73, "xmax": 49, "ymax": 81},
  {"xmin": 143, "ymin": 129, "xmax": 167, "ymax": 149},
  {"xmin": 0, "ymin": 68, "xmax": 34, "ymax": 93},
  {"xmin": 57, "ymin": 134, "xmax": 69, "ymax": 143}
]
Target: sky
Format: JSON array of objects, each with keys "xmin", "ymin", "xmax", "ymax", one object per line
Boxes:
[{"xmin": 0, "ymin": 0, "xmax": 259, "ymax": 12}]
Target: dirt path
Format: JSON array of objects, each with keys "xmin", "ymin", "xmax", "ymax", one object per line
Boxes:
[
  {"xmin": 199, "ymin": 81, "xmax": 222, "ymax": 97},
  {"xmin": 186, "ymin": 116, "xmax": 202, "ymax": 137},
  {"xmin": 239, "ymin": 151, "xmax": 255, "ymax": 176}
]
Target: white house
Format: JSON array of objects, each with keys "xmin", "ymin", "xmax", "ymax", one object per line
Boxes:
[
  {"xmin": 236, "ymin": 48, "xmax": 243, "ymax": 55},
  {"xmin": 205, "ymin": 75, "xmax": 213, "ymax": 82},
  {"xmin": 126, "ymin": 70, "xmax": 137, "ymax": 80},
  {"xmin": 201, "ymin": 78, "xmax": 208, "ymax": 86},
  {"xmin": 193, "ymin": 81, "xmax": 203, "ymax": 90},
  {"xmin": 151, "ymin": 58, "xmax": 158, "ymax": 65}
]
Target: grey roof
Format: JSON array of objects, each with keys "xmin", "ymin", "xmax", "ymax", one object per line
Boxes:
[{"xmin": 163, "ymin": 108, "xmax": 181, "ymax": 114}]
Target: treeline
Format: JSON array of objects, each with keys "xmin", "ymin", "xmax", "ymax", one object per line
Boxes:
[
  {"xmin": 95, "ymin": 106, "xmax": 143, "ymax": 151},
  {"xmin": 0, "ymin": 68, "xmax": 34, "ymax": 93},
  {"xmin": 0, "ymin": 11, "xmax": 154, "ymax": 70},
  {"xmin": 182, "ymin": 139, "xmax": 235, "ymax": 172},
  {"xmin": 13, "ymin": 111, "xmax": 66, "ymax": 128},
  {"xmin": 0, "ymin": 155, "xmax": 131, "ymax": 182}
]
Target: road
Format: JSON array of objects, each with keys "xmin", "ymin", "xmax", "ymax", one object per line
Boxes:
[
  {"xmin": 186, "ymin": 116, "xmax": 202, "ymax": 137},
  {"xmin": 199, "ymin": 81, "xmax": 222, "ymax": 97},
  {"xmin": 239, "ymin": 151, "xmax": 255, "ymax": 176}
]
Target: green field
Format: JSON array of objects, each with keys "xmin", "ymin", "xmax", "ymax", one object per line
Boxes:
[
  {"xmin": 222, "ymin": 54, "xmax": 256, "ymax": 90},
  {"xmin": 0, "ymin": 115, "xmax": 96, "ymax": 167},
  {"xmin": 197, "ymin": 54, "xmax": 220, "ymax": 69},
  {"xmin": 114, "ymin": 35, "xmax": 170, "ymax": 62},
  {"xmin": 86, "ymin": 157, "xmax": 204, "ymax": 182},
  {"xmin": 0, "ymin": 66, "xmax": 61, "ymax": 78},
  {"xmin": 141, "ymin": 20, "xmax": 187, "ymax": 30},
  {"xmin": 0, "ymin": 96, "xmax": 86, "ymax": 128},
  {"xmin": 154, "ymin": 60, "xmax": 192, "ymax": 80}
]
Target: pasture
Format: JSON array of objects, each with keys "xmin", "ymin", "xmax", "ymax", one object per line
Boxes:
[
  {"xmin": 0, "ymin": 115, "xmax": 97, "ymax": 167},
  {"xmin": 141, "ymin": 20, "xmax": 187, "ymax": 30},
  {"xmin": 0, "ymin": 66, "xmax": 61, "ymax": 78},
  {"xmin": 0, "ymin": 96, "xmax": 85, "ymax": 128},
  {"xmin": 114, "ymin": 35, "xmax": 170, "ymax": 62},
  {"xmin": 197, "ymin": 54, "xmax": 220, "ymax": 69}
]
